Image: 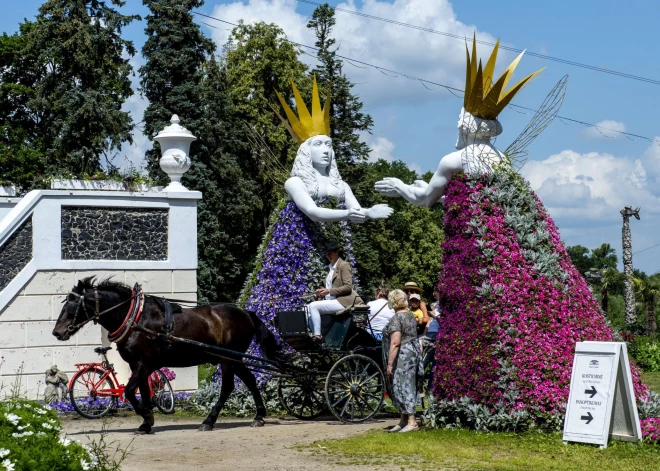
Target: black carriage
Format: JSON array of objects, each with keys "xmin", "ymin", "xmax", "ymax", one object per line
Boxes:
[{"xmin": 275, "ymin": 306, "xmax": 386, "ymax": 423}]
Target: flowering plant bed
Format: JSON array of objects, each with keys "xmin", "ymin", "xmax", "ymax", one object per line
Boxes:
[
  {"xmin": 0, "ymin": 399, "xmax": 107, "ymax": 470},
  {"xmin": 432, "ymin": 171, "xmax": 647, "ymax": 421}
]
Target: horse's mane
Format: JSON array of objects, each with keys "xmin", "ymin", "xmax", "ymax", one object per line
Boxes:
[{"xmin": 77, "ymin": 276, "xmax": 133, "ymax": 298}]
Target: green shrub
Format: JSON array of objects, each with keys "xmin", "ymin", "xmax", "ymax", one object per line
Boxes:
[
  {"xmin": 0, "ymin": 399, "xmax": 125, "ymax": 471},
  {"xmin": 634, "ymin": 337, "xmax": 660, "ymax": 372}
]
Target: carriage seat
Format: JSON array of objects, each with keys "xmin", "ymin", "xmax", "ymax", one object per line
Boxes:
[{"xmin": 94, "ymin": 346, "xmax": 112, "ymax": 354}]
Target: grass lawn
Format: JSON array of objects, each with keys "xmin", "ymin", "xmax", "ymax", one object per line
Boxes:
[
  {"xmin": 643, "ymin": 371, "xmax": 660, "ymax": 393},
  {"xmin": 312, "ymin": 428, "xmax": 660, "ymax": 471}
]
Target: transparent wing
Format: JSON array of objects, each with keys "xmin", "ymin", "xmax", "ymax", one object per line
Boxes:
[
  {"xmin": 504, "ymin": 75, "xmax": 568, "ymax": 171},
  {"xmin": 243, "ymin": 123, "xmax": 288, "ymax": 187}
]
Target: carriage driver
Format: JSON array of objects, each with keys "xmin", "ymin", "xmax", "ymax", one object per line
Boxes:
[{"xmin": 308, "ymin": 242, "xmax": 364, "ymax": 340}]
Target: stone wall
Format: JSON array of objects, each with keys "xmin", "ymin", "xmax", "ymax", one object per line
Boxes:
[
  {"xmin": 61, "ymin": 207, "xmax": 168, "ymax": 260},
  {"xmin": 0, "ymin": 217, "xmax": 32, "ymax": 292},
  {"xmin": 0, "ymin": 269, "xmax": 198, "ymax": 398}
]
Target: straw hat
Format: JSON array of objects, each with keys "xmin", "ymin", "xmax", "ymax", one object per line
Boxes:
[{"xmin": 402, "ymin": 281, "xmax": 423, "ymax": 294}]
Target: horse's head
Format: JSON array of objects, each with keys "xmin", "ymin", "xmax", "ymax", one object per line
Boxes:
[{"xmin": 52, "ymin": 277, "xmax": 98, "ymax": 341}]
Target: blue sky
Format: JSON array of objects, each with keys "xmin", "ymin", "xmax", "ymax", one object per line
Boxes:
[{"xmin": 4, "ymin": 0, "xmax": 660, "ymax": 273}]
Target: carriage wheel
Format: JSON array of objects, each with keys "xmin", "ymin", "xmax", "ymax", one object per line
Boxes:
[
  {"xmin": 277, "ymin": 374, "xmax": 326, "ymax": 420},
  {"xmin": 324, "ymin": 354, "xmax": 385, "ymax": 423}
]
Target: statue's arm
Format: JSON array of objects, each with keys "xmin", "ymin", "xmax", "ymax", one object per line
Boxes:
[
  {"xmin": 285, "ymin": 177, "xmax": 363, "ymax": 223},
  {"xmin": 375, "ymin": 151, "xmax": 462, "ymax": 207},
  {"xmin": 343, "ymin": 183, "xmax": 393, "ymax": 220}
]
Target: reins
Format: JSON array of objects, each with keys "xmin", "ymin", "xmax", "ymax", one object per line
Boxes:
[{"xmin": 66, "ymin": 290, "xmax": 139, "ymax": 332}]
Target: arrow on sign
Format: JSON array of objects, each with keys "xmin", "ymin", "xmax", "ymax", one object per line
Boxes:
[
  {"xmin": 581, "ymin": 412, "xmax": 594, "ymax": 424},
  {"xmin": 584, "ymin": 386, "xmax": 597, "ymax": 398}
]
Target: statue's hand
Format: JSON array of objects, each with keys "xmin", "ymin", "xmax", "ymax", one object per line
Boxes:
[
  {"xmin": 347, "ymin": 208, "xmax": 367, "ymax": 223},
  {"xmin": 365, "ymin": 204, "xmax": 393, "ymax": 220},
  {"xmin": 374, "ymin": 177, "xmax": 404, "ymax": 198}
]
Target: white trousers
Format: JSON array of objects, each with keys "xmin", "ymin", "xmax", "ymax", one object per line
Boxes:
[{"xmin": 307, "ymin": 299, "xmax": 344, "ymax": 335}]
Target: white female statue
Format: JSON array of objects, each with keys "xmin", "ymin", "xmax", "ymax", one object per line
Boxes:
[
  {"xmin": 276, "ymin": 77, "xmax": 392, "ymax": 222},
  {"xmin": 240, "ymin": 76, "xmax": 391, "ymax": 350}
]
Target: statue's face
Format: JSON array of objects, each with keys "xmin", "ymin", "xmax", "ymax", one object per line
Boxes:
[{"xmin": 309, "ymin": 135, "xmax": 333, "ymax": 169}]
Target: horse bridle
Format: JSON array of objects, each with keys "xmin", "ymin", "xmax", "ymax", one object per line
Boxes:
[{"xmin": 65, "ymin": 288, "xmax": 137, "ymax": 332}]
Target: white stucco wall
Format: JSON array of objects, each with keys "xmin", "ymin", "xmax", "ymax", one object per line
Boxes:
[{"xmin": 0, "ymin": 189, "xmax": 202, "ymax": 399}]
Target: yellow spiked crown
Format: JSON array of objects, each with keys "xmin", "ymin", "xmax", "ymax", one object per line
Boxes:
[
  {"xmin": 273, "ymin": 76, "xmax": 331, "ymax": 144},
  {"xmin": 464, "ymin": 34, "xmax": 544, "ymax": 120}
]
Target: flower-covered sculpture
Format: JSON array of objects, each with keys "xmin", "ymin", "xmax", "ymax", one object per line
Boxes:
[
  {"xmin": 376, "ymin": 38, "xmax": 647, "ymax": 418},
  {"xmin": 239, "ymin": 77, "xmax": 391, "ymax": 351}
]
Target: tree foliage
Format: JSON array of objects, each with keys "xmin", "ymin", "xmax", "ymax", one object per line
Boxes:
[
  {"xmin": 140, "ymin": 0, "xmax": 260, "ymax": 301},
  {"xmin": 1, "ymin": 1, "xmax": 138, "ymax": 189}
]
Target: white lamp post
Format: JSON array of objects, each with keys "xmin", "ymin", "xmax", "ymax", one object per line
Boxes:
[{"xmin": 154, "ymin": 115, "xmax": 197, "ymax": 192}]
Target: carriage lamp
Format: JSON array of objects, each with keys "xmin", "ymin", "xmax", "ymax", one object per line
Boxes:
[{"xmin": 154, "ymin": 114, "xmax": 197, "ymax": 192}]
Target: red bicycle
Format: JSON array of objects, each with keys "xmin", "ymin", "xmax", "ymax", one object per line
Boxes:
[{"xmin": 68, "ymin": 346, "xmax": 175, "ymax": 419}]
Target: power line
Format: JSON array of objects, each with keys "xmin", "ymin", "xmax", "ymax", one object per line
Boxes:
[
  {"xmin": 192, "ymin": 10, "xmax": 660, "ymax": 145},
  {"xmin": 296, "ymin": 0, "xmax": 660, "ymax": 86},
  {"xmin": 634, "ymin": 243, "xmax": 660, "ymax": 256}
]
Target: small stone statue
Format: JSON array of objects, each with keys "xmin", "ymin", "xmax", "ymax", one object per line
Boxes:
[{"xmin": 44, "ymin": 365, "xmax": 68, "ymax": 403}]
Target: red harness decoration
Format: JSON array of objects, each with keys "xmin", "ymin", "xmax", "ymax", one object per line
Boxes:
[{"xmin": 108, "ymin": 284, "xmax": 144, "ymax": 344}]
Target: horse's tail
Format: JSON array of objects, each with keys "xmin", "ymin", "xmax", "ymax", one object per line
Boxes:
[{"xmin": 247, "ymin": 310, "xmax": 280, "ymax": 361}]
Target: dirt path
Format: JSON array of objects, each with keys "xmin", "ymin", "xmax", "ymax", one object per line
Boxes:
[{"xmin": 61, "ymin": 414, "xmax": 392, "ymax": 471}]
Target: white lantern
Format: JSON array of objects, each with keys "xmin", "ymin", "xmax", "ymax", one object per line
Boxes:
[{"xmin": 154, "ymin": 115, "xmax": 197, "ymax": 192}]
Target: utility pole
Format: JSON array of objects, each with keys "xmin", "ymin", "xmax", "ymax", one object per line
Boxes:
[{"xmin": 620, "ymin": 206, "xmax": 640, "ymax": 326}]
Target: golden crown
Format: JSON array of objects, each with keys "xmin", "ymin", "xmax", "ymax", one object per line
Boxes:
[
  {"xmin": 273, "ymin": 76, "xmax": 330, "ymax": 144},
  {"xmin": 464, "ymin": 34, "xmax": 544, "ymax": 120}
]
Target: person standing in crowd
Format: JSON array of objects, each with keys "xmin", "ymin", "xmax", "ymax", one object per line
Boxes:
[
  {"xmin": 402, "ymin": 282, "xmax": 429, "ymax": 334},
  {"xmin": 367, "ymin": 283, "xmax": 395, "ymax": 339},
  {"xmin": 427, "ymin": 286, "xmax": 441, "ymax": 341},
  {"xmin": 383, "ymin": 289, "xmax": 424, "ymax": 433},
  {"xmin": 307, "ymin": 242, "xmax": 363, "ymax": 340}
]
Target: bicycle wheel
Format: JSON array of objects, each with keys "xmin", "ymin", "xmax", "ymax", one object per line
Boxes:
[
  {"xmin": 69, "ymin": 367, "xmax": 116, "ymax": 419},
  {"xmin": 150, "ymin": 370, "xmax": 175, "ymax": 414}
]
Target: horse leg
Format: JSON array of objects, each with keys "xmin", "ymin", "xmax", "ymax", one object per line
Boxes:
[
  {"xmin": 234, "ymin": 363, "xmax": 266, "ymax": 427},
  {"xmin": 199, "ymin": 363, "xmax": 235, "ymax": 432},
  {"xmin": 137, "ymin": 376, "xmax": 155, "ymax": 434},
  {"xmin": 124, "ymin": 363, "xmax": 154, "ymax": 434}
]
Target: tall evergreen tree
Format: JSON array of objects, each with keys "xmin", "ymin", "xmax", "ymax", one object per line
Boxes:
[
  {"xmin": 307, "ymin": 4, "xmax": 373, "ymax": 168},
  {"xmin": 0, "ymin": 22, "xmax": 44, "ymax": 191},
  {"xmin": 25, "ymin": 0, "xmax": 139, "ymax": 175},
  {"xmin": 140, "ymin": 0, "xmax": 260, "ymax": 301}
]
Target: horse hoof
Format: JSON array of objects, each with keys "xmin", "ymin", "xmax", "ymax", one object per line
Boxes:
[
  {"xmin": 135, "ymin": 428, "xmax": 152, "ymax": 435},
  {"xmin": 251, "ymin": 419, "xmax": 265, "ymax": 428},
  {"xmin": 199, "ymin": 424, "xmax": 214, "ymax": 432}
]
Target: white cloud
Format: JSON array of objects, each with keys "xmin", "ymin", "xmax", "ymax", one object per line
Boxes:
[
  {"xmin": 522, "ymin": 148, "xmax": 660, "ymax": 228},
  {"xmin": 582, "ymin": 120, "xmax": 626, "ymax": 140},
  {"xmin": 208, "ymin": 0, "xmax": 502, "ymax": 107},
  {"xmin": 367, "ymin": 136, "xmax": 396, "ymax": 162}
]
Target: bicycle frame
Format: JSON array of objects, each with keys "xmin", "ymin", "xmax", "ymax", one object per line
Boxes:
[{"xmin": 70, "ymin": 361, "xmax": 162, "ymax": 403}]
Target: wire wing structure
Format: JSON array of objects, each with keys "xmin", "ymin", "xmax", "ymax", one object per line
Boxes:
[{"xmin": 505, "ymin": 75, "xmax": 568, "ymax": 171}]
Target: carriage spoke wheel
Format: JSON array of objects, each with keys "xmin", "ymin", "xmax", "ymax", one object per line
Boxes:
[
  {"xmin": 277, "ymin": 374, "xmax": 326, "ymax": 420},
  {"xmin": 324, "ymin": 354, "xmax": 385, "ymax": 423}
]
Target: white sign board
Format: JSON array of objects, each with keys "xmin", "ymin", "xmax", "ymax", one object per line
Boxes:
[{"xmin": 563, "ymin": 341, "xmax": 641, "ymax": 448}]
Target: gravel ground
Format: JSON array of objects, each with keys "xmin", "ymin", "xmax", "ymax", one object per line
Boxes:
[{"xmin": 61, "ymin": 413, "xmax": 394, "ymax": 471}]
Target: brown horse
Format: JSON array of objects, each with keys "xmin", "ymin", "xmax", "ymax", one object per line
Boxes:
[{"xmin": 52, "ymin": 277, "xmax": 279, "ymax": 434}]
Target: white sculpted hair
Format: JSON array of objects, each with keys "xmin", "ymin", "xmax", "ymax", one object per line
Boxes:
[
  {"xmin": 388, "ymin": 289, "xmax": 409, "ymax": 311},
  {"xmin": 290, "ymin": 136, "xmax": 345, "ymax": 201}
]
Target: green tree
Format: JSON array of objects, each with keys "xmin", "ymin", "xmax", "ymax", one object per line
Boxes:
[
  {"xmin": 590, "ymin": 243, "xmax": 618, "ymax": 271},
  {"xmin": 566, "ymin": 245, "xmax": 591, "ymax": 275},
  {"xmin": 600, "ymin": 268, "xmax": 624, "ymax": 315},
  {"xmin": 0, "ymin": 22, "xmax": 45, "ymax": 191},
  {"xmin": 223, "ymin": 21, "xmax": 308, "ymax": 226},
  {"xmin": 140, "ymin": 1, "xmax": 260, "ymax": 301},
  {"xmin": 306, "ymin": 4, "xmax": 373, "ymax": 168},
  {"xmin": 25, "ymin": 0, "xmax": 139, "ymax": 176},
  {"xmin": 634, "ymin": 274, "xmax": 660, "ymax": 336}
]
